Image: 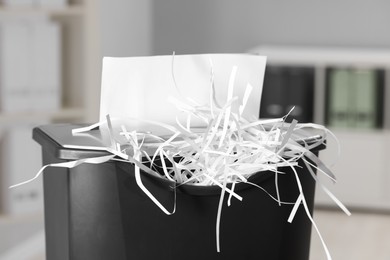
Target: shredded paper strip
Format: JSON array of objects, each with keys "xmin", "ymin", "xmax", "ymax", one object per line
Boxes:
[{"xmin": 11, "ymin": 61, "xmax": 351, "ymax": 260}]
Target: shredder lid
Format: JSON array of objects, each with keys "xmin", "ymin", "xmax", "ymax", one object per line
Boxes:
[
  {"xmin": 33, "ymin": 124, "xmax": 111, "ymax": 160},
  {"xmin": 34, "ymin": 122, "xmax": 195, "ymax": 159},
  {"xmin": 33, "ymin": 122, "xmax": 194, "ymax": 160},
  {"xmin": 33, "ymin": 123, "xmax": 326, "ymax": 161}
]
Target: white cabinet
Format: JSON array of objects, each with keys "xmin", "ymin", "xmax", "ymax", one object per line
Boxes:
[
  {"xmin": 0, "ymin": 0, "xmax": 101, "ymax": 125},
  {"xmin": 317, "ymin": 130, "xmax": 390, "ymax": 210},
  {"xmin": 0, "ymin": 1, "xmax": 99, "ymax": 258},
  {"xmin": 252, "ymin": 46, "xmax": 390, "ymax": 210}
]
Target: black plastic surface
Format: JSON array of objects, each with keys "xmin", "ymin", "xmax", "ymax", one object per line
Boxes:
[{"xmin": 34, "ymin": 124, "xmax": 324, "ymax": 260}]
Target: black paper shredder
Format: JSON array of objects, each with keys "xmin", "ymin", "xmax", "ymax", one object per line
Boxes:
[{"xmin": 33, "ymin": 123, "xmax": 325, "ymax": 260}]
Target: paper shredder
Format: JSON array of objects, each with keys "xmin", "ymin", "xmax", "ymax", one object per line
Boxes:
[{"xmin": 33, "ymin": 123, "xmax": 325, "ymax": 260}]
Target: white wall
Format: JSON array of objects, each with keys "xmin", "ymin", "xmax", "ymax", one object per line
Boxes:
[
  {"xmin": 152, "ymin": 0, "xmax": 390, "ymax": 55},
  {"xmin": 98, "ymin": 1, "xmax": 390, "ymax": 56},
  {"xmin": 98, "ymin": 0, "xmax": 152, "ymax": 57}
]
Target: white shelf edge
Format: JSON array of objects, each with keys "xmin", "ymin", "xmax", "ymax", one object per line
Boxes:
[
  {"xmin": 324, "ymin": 127, "xmax": 390, "ymax": 135},
  {"xmin": 0, "ymin": 212, "xmax": 43, "ymax": 225},
  {"xmin": 0, "ymin": 4, "xmax": 84, "ymax": 17},
  {"xmin": 251, "ymin": 45, "xmax": 390, "ymax": 67},
  {"xmin": 0, "ymin": 108, "xmax": 85, "ymax": 124}
]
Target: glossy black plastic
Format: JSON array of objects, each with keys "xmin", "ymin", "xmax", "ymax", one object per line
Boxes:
[{"xmin": 34, "ymin": 124, "xmax": 324, "ymax": 260}]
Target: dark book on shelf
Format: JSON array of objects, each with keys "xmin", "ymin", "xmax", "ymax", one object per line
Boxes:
[
  {"xmin": 325, "ymin": 67, "xmax": 384, "ymax": 129},
  {"xmin": 285, "ymin": 67, "xmax": 315, "ymax": 123},
  {"xmin": 260, "ymin": 65, "xmax": 315, "ymax": 123},
  {"xmin": 260, "ymin": 66, "xmax": 286, "ymax": 119},
  {"xmin": 326, "ymin": 68, "xmax": 353, "ymax": 128}
]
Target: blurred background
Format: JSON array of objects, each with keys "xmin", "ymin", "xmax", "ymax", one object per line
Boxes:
[{"xmin": 0, "ymin": 0, "xmax": 390, "ymax": 259}]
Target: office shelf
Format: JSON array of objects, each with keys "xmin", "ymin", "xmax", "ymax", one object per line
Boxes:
[
  {"xmin": 253, "ymin": 45, "xmax": 390, "ymax": 210},
  {"xmin": 0, "ymin": 0, "xmax": 100, "ymax": 255}
]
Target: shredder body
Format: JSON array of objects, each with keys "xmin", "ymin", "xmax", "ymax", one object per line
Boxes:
[{"xmin": 33, "ymin": 124, "xmax": 322, "ymax": 260}]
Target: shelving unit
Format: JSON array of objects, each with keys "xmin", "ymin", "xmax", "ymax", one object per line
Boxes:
[
  {"xmin": 0, "ymin": 108, "xmax": 84, "ymax": 125},
  {"xmin": 0, "ymin": 0, "xmax": 100, "ymax": 258},
  {"xmin": 0, "ymin": 0, "xmax": 101, "ymax": 125},
  {"xmin": 0, "ymin": 5, "xmax": 84, "ymax": 16},
  {"xmin": 253, "ymin": 45, "xmax": 390, "ymax": 211}
]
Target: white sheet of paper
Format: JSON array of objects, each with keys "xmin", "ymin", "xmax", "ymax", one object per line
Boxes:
[{"xmin": 99, "ymin": 53, "xmax": 267, "ymax": 126}]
